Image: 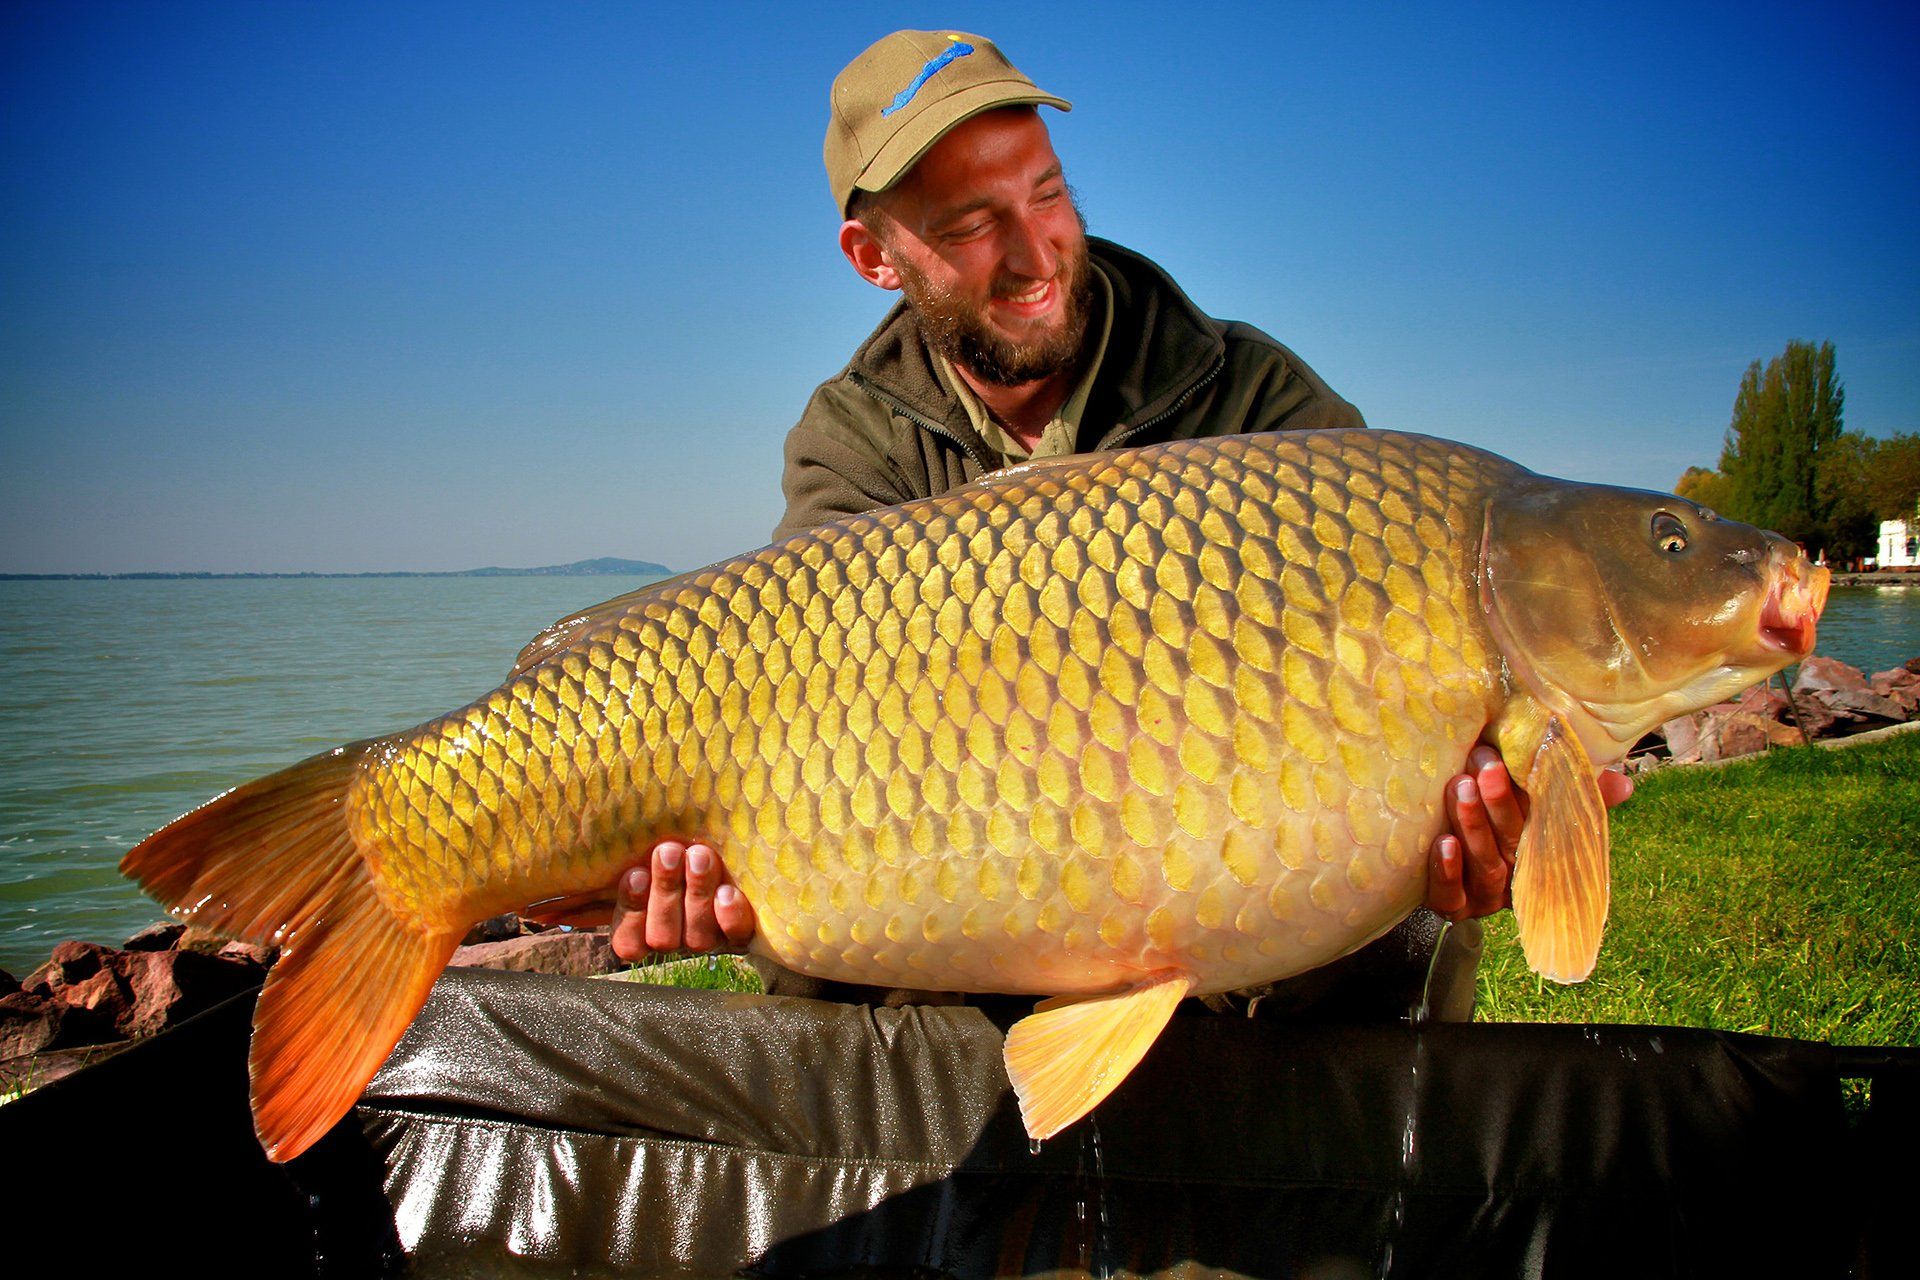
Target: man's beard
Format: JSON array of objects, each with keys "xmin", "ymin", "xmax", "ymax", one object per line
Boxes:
[{"xmin": 896, "ymin": 237, "xmax": 1096, "ymax": 388}]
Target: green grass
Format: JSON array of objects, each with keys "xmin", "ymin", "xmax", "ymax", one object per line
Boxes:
[
  {"xmin": 603, "ymin": 952, "xmax": 763, "ymax": 993},
  {"xmin": 1478, "ymin": 731, "xmax": 1920, "ymax": 1045}
]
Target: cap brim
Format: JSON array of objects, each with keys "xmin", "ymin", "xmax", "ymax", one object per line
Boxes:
[{"xmin": 852, "ymin": 81, "xmax": 1072, "ymax": 202}]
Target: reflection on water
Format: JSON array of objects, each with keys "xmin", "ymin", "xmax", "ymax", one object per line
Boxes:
[{"xmin": 0, "ymin": 576, "xmax": 1915, "ymax": 975}]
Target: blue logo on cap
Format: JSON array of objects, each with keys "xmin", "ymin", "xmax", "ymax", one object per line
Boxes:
[{"xmin": 882, "ymin": 38, "xmax": 975, "ymax": 117}]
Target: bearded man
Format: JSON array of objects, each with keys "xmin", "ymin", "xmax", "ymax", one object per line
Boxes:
[{"xmin": 607, "ymin": 31, "xmax": 1631, "ymax": 1017}]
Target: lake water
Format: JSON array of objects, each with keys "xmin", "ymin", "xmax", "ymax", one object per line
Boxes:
[{"xmin": 2, "ymin": 577, "xmax": 1916, "ymax": 975}]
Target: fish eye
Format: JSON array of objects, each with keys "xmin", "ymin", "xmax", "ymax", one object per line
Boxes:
[{"xmin": 1652, "ymin": 511, "xmax": 1688, "ymax": 553}]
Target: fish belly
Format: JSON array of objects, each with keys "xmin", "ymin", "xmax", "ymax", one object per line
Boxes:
[{"xmin": 354, "ymin": 431, "xmax": 1511, "ymax": 996}]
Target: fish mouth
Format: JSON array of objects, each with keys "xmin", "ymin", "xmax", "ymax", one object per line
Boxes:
[{"xmin": 1757, "ymin": 557, "xmax": 1830, "ymax": 657}]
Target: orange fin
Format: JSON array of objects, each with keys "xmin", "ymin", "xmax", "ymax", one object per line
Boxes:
[
  {"xmin": 121, "ymin": 740, "xmax": 454, "ymax": 1162},
  {"xmin": 1510, "ymin": 715, "xmax": 1611, "ymax": 984},
  {"xmin": 1002, "ymin": 972, "xmax": 1191, "ymax": 1140}
]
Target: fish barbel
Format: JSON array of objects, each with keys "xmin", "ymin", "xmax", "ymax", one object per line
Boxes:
[{"xmin": 121, "ymin": 429, "xmax": 1828, "ymax": 1160}]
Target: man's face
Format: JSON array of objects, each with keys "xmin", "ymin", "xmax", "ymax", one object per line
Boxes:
[{"xmin": 864, "ymin": 109, "xmax": 1093, "ymax": 386}]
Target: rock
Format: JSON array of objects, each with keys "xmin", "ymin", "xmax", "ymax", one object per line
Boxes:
[
  {"xmin": 18, "ymin": 940, "xmax": 264, "ymax": 1043},
  {"xmin": 118, "ymin": 948, "xmax": 266, "ymax": 1040},
  {"xmin": 216, "ymin": 940, "xmax": 277, "ymax": 968},
  {"xmin": 0, "ymin": 990, "xmax": 114, "ymax": 1059},
  {"xmin": 1820, "ymin": 688, "xmax": 1908, "ymax": 724},
  {"xmin": 178, "ymin": 926, "xmax": 241, "ymax": 956},
  {"xmin": 0, "ymin": 970, "xmax": 18, "ymax": 998},
  {"xmin": 123, "ymin": 921, "xmax": 185, "ymax": 952},
  {"xmin": 1868, "ymin": 665, "xmax": 1920, "ymax": 717},
  {"xmin": 1793, "ymin": 655, "xmax": 1869, "ymax": 696},
  {"xmin": 451, "ymin": 931, "xmax": 619, "ymax": 978},
  {"xmin": 23, "ymin": 940, "xmax": 115, "ymax": 997},
  {"xmin": 1763, "ymin": 685, "xmax": 1837, "ymax": 739},
  {"xmin": 1707, "ymin": 712, "xmax": 1796, "ymax": 760},
  {"xmin": 462, "ymin": 913, "xmax": 541, "ymax": 945},
  {"xmin": 1661, "ymin": 709, "xmax": 1714, "ymax": 764},
  {"xmin": 1664, "ymin": 704, "xmax": 1803, "ymax": 763}
]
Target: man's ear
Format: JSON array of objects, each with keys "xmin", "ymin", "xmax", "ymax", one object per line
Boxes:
[{"xmin": 840, "ymin": 219, "xmax": 902, "ymax": 292}]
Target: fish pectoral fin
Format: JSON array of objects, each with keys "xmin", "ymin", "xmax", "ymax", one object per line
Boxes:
[
  {"xmin": 1510, "ymin": 715, "xmax": 1611, "ymax": 984},
  {"xmin": 1003, "ymin": 972, "xmax": 1192, "ymax": 1140}
]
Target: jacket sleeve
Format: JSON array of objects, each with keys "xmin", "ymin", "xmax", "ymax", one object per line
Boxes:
[{"xmin": 773, "ymin": 379, "xmax": 918, "ymax": 541}]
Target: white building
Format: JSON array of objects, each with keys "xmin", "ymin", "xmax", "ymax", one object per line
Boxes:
[{"xmin": 1879, "ymin": 518, "xmax": 1919, "ymax": 569}]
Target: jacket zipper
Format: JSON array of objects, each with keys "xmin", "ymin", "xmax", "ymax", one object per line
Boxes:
[
  {"xmin": 851, "ymin": 374, "xmax": 999, "ymax": 474},
  {"xmin": 1102, "ymin": 356, "xmax": 1226, "ymax": 452}
]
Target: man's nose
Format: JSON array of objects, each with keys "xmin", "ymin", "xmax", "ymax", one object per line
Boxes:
[{"xmin": 1002, "ymin": 213, "xmax": 1059, "ymax": 280}]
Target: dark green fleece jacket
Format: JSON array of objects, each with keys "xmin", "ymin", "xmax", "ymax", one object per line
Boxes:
[{"xmin": 774, "ymin": 238, "xmax": 1365, "ymax": 539}]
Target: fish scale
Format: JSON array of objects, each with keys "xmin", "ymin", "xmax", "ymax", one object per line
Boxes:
[{"xmin": 354, "ymin": 431, "xmax": 1514, "ymax": 996}]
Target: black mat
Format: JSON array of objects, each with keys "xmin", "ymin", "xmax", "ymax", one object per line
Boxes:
[{"xmin": 4, "ymin": 966, "xmax": 1913, "ymax": 1278}]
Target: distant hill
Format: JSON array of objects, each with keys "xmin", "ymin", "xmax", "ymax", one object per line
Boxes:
[
  {"xmin": 461, "ymin": 557, "xmax": 672, "ymax": 578},
  {"xmin": 0, "ymin": 557, "xmax": 672, "ymax": 581}
]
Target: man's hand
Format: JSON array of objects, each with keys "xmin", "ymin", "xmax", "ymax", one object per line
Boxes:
[
  {"xmin": 609, "ymin": 840, "xmax": 756, "ymax": 963},
  {"xmin": 1426, "ymin": 744, "xmax": 1634, "ymax": 922}
]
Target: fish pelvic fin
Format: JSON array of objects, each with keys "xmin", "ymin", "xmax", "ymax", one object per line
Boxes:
[
  {"xmin": 1003, "ymin": 972, "xmax": 1192, "ymax": 1141},
  {"xmin": 1510, "ymin": 715, "xmax": 1611, "ymax": 984},
  {"xmin": 120, "ymin": 740, "xmax": 456, "ymax": 1162}
]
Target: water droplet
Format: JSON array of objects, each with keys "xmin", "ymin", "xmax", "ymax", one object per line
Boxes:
[{"xmin": 1027, "ymin": 1137, "xmax": 1044, "ymax": 1156}]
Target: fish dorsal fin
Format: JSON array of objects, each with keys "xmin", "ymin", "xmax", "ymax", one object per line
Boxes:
[
  {"xmin": 1002, "ymin": 971, "xmax": 1192, "ymax": 1140},
  {"xmin": 508, "ymin": 573, "xmax": 702, "ymax": 678},
  {"xmin": 1510, "ymin": 715, "xmax": 1611, "ymax": 983}
]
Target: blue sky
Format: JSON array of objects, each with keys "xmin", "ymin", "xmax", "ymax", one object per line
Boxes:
[{"xmin": 3, "ymin": 1, "xmax": 1915, "ymax": 573}]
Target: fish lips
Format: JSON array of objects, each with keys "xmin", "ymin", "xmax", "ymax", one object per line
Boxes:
[{"xmin": 1757, "ymin": 557, "xmax": 1830, "ymax": 657}]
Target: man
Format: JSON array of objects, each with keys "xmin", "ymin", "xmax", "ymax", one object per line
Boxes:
[{"xmin": 605, "ymin": 31, "xmax": 1629, "ymax": 1014}]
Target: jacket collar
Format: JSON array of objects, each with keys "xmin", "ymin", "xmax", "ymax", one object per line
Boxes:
[{"xmin": 845, "ymin": 237, "xmax": 1226, "ymax": 455}]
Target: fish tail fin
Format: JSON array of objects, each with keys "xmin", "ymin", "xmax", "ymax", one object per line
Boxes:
[
  {"xmin": 121, "ymin": 740, "xmax": 458, "ymax": 1162},
  {"xmin": 1510, "ymin": 716, "xmax": 1611, "ymax": 984},
  {"xmin": 1003, "ymin": 972, "xmax": 1191, "ymax": 1140}
]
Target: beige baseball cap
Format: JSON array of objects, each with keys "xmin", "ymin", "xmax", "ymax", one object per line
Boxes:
[{"xmin": 824, "ymin": 30, "xmax": 1071, "ymax": 216}]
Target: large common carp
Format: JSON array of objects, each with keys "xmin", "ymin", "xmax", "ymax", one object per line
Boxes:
[{"xmin": 122, "ymin": 430, "xmax": 1827, "ymax": 1161}]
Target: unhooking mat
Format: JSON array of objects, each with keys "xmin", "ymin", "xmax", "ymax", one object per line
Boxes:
[{"xmin": 3, "ymin": 965, "xmax": 1914, "ymax": 1278}]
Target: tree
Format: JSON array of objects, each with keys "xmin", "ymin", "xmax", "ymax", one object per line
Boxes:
[
  {"xmin": 1718, "ymin": 340, "xmax": 1844, "ymax": 547},
  {"xmin": 1673, "ymin": 465, "xmax": 1735, "ymax": 515},
  {"xmin": 1813, "ymin": 430, "xmax": 1879, "ymax": 561},
  {"xmin": 1860, "ymin": 431, "xmax": 1920, "ymax": 522}
]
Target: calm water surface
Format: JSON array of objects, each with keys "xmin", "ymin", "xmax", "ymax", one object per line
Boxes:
[
  {"xmin": 1, "ymin": 577, "xmax": 1915, "ymax": 975},
  {"xmin": 0, "ymin": 576, "xmax": 665, "ymax": 974}
]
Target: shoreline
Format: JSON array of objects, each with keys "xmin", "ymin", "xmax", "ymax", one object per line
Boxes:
[{"xmin": 1828, "ymin": 570, "xmax": 1920, "ymax": 587}]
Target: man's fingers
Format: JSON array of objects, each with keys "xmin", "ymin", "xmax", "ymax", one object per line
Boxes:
[
  {"xmin": 715, "ymin": 882, "xmax": 757, "ymax": 947},
  {"xmin": 1599, "ymin": 767, "xmax": 1634, "ymax": 809},
  {"xmin": 643, "ymin": 841, "xmax": 687, "ymax": 954},
  {"xmin": 1468, "ymin": 746, "xmax": 1528, "ymax": 853},
  {"xmin": 1445, "ymin": 774, "xmax": 1513, "ymax": 918},
  {"xmin": 610, "ymin": 867, "xmax": 651, "ymax": 963},
  {"xmin": 1427, "ymin": 834, "xmax": 1468, "ymax": 921},
  {"xmin": 680, "ymin": 843, "xmax": 723, "ymax": 951}
]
